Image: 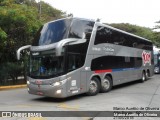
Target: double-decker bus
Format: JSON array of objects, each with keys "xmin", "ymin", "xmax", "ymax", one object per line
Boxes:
[{"xmin": 17, "ymin": 17, "xmax": 154, "ymax": 98}]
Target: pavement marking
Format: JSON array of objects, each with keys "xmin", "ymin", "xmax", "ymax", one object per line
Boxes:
[
  {"xmin": 15, "ymin": 104, "xmax": 57, "ymax": 108},
  {"xmin": 0, "ymin": 84, "xmax": 27, "ymax": 90},
  {"xmin": 82, "ymin": 117, "xmax": 92, "ymax": 120},
  {"xmin": 57, "ymin": 103, "xmax": 79, "ymax": 110},
  {"xmin": 28, "ymin": 117, "xmax": 47, "ymax": 120}
]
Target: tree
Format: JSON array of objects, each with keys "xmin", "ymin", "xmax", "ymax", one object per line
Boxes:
[
  {"xmin": 0, "ymin": 2, "xmax": 41, "ymax": 62},
  {"xmin": 39, "ymin": 1, "xmax": 66, "ymax": 22},
  {"xmin": 0, "ymin": 0, "xmax": 67, "ymax": 83},
  {"xmin": 152, "ymin": 20, "xmax": 160, "ymax": 46}
]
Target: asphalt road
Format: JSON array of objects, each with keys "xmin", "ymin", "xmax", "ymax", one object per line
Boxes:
[{"xmin": 0, "ymin": 75, "xmax": 160, "ymax": 120}]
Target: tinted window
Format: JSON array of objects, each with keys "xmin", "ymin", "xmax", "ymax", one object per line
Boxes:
[
  {"xmin": 29, "ymin": 53, "xmax": 65, "ymax": 79},
  {"xmin": 33, "ymin": 19, "xmax": 71, "ymax": 46},
  {"xmin": 91, "ymin": 56, "xmax": 142, "ymax": 70},
  {"xmin": 94, "ymin": 27, "xmax": 112, "ymax": 44},
  {"xmin": 68, "ymin": 19, "xmax": 94, "ymax": 39},
  {"xmin": 95, "ymin": 26, "xmax": 153, "ymax": 51},
  {"xmin": 67, "ymin": 53, "xmax": 85, "ymax": 72},
  {"xmin": 65, "ymin": 19, "xmax": 95, "ymax": 72},
  {"xmin": 66, "ymin": 41, "xmax": 88, "ymax": 72},
  {"xmin": 33, "ymin": 19, "xmax": 95, "ymax": 46},
  {"xmin": 154, "ymin": 54, "xmax": 160, "ymax": 66}
]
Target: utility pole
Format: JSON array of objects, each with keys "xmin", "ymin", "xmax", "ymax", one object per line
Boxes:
[{"xmin": 38, "ymin": 0, "xmax": 41, "ymax": 19}]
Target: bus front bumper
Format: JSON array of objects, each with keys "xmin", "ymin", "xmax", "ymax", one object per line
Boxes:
[
  {"xmin": 27, "ymin": 81, "xmax": 68, "ymax": 98},
  {"xmin": 154, "ymin": 67, "xmax": 160, "ymax": 73}
]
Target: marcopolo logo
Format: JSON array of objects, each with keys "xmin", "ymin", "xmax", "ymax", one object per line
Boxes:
[{"xmin": 142, "ymin": 51, "xmax": 151, "ymax": 66}]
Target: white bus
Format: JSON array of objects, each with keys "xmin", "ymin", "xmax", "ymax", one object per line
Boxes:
[{"xmin": 17, "ymin": 17, "xmax": 154, "ymax": 98}]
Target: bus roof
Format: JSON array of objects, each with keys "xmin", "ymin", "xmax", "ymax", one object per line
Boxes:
[{"xmin": 46, "ymin": 17, "xmax": 152, "ymax": 43}]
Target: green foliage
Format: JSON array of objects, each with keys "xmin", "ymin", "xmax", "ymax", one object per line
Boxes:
[
  {"xmin": 153, "ymin": 21, "xmax": 160, "ymax": 46},
  {"xmin": 39, "ymin": 1, "xmax": 66, "ymax": 22},
  {"xmin": 0, "ymin": 0, "xmax": 66, "ymax": 83},
  {"xmin": 152, "ymin": 32, "xmax": 160, "ymax": 47},
  {"xmin": 0, "ymin": 27, "xmax": 7, "ymax": 41},
  {"xmin": 0, "ymin": 62, "xmax": 23, "ymax": 82}
]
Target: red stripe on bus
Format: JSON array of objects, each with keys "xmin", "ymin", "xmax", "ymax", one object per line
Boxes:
[{"xmin": 95, "ymin": 69, "xmax": 112, "ymax": 73}]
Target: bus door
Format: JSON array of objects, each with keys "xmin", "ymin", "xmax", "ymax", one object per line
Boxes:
[{"xmin": 66, "ymin": 53, "xmax": 81, "ymax": 96}]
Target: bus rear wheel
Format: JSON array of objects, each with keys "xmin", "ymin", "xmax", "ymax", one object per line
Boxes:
[
  {"xmin": 87, "ymin": 77, "xmax": 100, "ymax": 96},
  {"xmin": 146, "ymin": 70, "xmax": 150, "ymax": 80},
  {"xmin": 100, "ymin": 76, "xmax": 112, "ymax": 92}
]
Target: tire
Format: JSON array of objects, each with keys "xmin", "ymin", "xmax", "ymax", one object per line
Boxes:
[
  {"xmin": 87, "ymin": 77, "xmax": 100, "ymax": 96},
  {"xmin": 100, "ymin": 76, "xmax": 113, "ymax": 93},
  {"xmin": 141, "ymin": 71, "xmax": 146, "ymax": 82},
  {"xmin": 146, "ymin": 70, "xmax": 150, "ymax": 80}
]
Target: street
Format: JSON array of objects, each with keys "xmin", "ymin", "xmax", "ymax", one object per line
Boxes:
[{"xmin": 0, "ymin": 75, "xmax": 160, "ymax": 120}]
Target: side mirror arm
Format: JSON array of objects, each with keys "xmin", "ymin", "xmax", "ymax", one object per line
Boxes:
[{"xmin": 17, "ymin": 45, "xmax": 31, "ymax": 60}]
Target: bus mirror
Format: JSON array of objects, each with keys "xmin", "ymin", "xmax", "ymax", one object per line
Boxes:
[{"xmin": 17, "ymin": 45, "xmax": 31, "ymax": 60}]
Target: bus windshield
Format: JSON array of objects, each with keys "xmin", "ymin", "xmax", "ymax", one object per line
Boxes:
[
  {"xmin": 33, "ymin": 19, "xmax": 71, "ymax": 46},
  {"xmin": 29, "ymin": 54, "xmax": 64, "ymax": 78},
  {"xmin": 32, "ymin": 18, "xmax": 95, "ymax": 46}
]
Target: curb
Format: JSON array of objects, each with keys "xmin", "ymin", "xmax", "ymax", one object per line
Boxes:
[{"xmin": 0, "ymin": 84, "xmax": 27, "ymax": 90}]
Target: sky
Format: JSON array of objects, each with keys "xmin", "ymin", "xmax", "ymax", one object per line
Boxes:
[{"xmin": 40, "ymin": 0, "xmax": 160, "ymax": 28}]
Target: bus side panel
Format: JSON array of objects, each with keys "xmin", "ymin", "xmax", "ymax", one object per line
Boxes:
[
  {"xmin": 87, "ymin": 44, "xmax": 153, "ymax": 86},
  {"xmin": 66, "ymin": 70, "xmax": 81, "ymax": 96},
  {"xmin": 80, "ymin": 71, "xmax": 87, "ymax": 93}
]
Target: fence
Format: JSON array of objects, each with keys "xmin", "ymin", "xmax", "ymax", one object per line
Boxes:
[{"xmin": 0, "ymin": 76, "xmax": 26, "ymax": 86}]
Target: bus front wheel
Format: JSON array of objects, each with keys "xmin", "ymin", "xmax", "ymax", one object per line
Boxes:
[{"xmin": 87, "ymin": 77, "xmax": 100, "ymax": 96}]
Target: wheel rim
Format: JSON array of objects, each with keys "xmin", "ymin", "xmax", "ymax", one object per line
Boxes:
[
  {"xmin": 146, "ymin": 72, "xmax": 149, "ymax": 78},
  {"xmin": 103, "ymin": 79, "xmax": 110, "ymax": 90},
  {"xmin": 89, "ymin": 80, "xmax": 97, "ymax": 93},
  {"xmin": 142, "ymin": 73, "xmax": 145, "ymax": 81}
]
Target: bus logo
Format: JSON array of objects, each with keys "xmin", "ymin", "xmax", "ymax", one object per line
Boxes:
[
  {"xmin": 142, "ymin": 51, "xmax": 151, "ymax": 66},
  {"xmin": 35, "ymin": 80, "xmax": 42, "ymax": 85}
]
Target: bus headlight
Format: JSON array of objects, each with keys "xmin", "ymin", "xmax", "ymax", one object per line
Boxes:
[
  {"xmin": 27, "ymin": 80, "xmax": 30, "ymax": 85},
  {"xmin": 54, "ymin": 82, "xmax": 61, "ymax": 86},
  {"xmin": 154, "ymin": 67, "xmax": 159, "ymax": 73},
  {"xmin": 52, "ymin": 79, "xmax": 67, "ymax": 87},
  {"xmin": 56, "ymin": 90, "xmax": 62, "ymax": 94}
]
